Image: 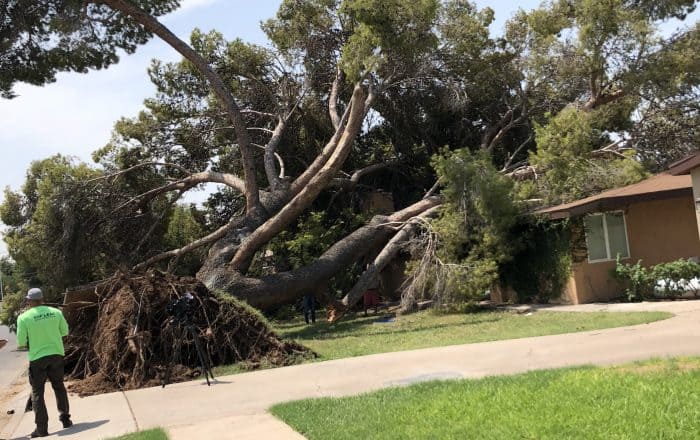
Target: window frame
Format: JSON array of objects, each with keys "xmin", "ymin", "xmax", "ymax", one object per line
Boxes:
[{"xmin": 584, "ymin": 211, "xmax": 631, "ymax": 264}]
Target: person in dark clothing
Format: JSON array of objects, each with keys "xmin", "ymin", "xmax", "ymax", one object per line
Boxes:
[
  {"xmin": 363, "ymin": 276, "xmax": 381, "ymax": 316},
  {"xmin": 302, "ymin": 295, "xmax": 316, "ymax": 324},
  {"xmin": 16, "ymin": 288, "xmax": 72, "ymax": 438}
]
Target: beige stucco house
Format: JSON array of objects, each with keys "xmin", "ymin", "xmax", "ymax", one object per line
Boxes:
[
  {"xmin": 536, "ymin": 171, "xmax": 700, "ymax": 304},
  {"xmin": 668, "ymin": 151, "xmax": 700, "ymax": 238}
]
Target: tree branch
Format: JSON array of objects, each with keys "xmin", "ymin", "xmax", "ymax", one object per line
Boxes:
[
  {"xmin": 339, "ymin": 205, "xmax": 441, "ymax": 311},
  {"xmin": 231, "ymin": 85, "xmax": 374, "ymax": 273},
  {"xmin": 290, "ymin": 93, "xmax": 354, "ymax": 195},
  {"xmin": 133, "ymin": 216, "xmax": 245, "ymax": 272},
  {"xmin": 501, "ymin": 134, "xmax": 534, "ymax": 172},
  {"xmin": 583, "ymin": 89, "xmax": 626, "ymax": 111},
  {"xmin": 329, "ymin": 67, "xmax": 344, "ymax": 130},
  {"xmin": 114, "ymin": 170, "xmax": 246, "ymax": 213},
  {"xmin": 86, "ymin": 162, "xmax": 191, "ymax": 184},
  {"xmin": 98, "ymin": 0, "xmax": 261, "ymax": 214}
]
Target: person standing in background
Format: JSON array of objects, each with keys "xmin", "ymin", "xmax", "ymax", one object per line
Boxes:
[{"xmin": 302, "ymin": 294, "xmax": 316, "ymax": 324}]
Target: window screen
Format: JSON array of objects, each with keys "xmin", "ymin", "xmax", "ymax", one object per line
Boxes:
[
  {"xmin": 584, "ymin": 214, "xmax": 607, "ymax": 261},
  {"xmin": 605, "ymin": 212, "xmax": 629, "ymax": 259}
]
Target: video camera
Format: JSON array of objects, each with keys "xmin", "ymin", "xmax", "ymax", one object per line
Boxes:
[{"xmin": 166, "ymin": 292, "xmax": 196, "ymax": 325}]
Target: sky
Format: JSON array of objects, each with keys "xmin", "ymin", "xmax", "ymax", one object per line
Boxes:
[{"xmin": 0, "ymin": 0, "xmax": 695, "ymax": 257}]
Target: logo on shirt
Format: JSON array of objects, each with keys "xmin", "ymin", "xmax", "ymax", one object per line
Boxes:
[{"xmin": 33, "ymin": 312, "xmax": 56, "ymax": 322}]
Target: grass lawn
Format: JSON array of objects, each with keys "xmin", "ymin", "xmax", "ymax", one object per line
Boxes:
[
  {"xmin": 106, "ymin": 428, "xmax": 169, "ymax": 440},
  {"xmin": 271, "ymin": 357, "xmax": 700, "ymax": 440},
  {"xmin": 272, "ymin": 309, "xmax": 671, "ymax": 361}
]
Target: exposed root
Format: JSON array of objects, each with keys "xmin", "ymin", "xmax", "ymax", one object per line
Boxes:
[{"xmin": 64, "ymin": 270, "xmax": 312, "ymax": 396}]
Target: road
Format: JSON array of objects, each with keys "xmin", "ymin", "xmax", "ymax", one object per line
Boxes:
[{"xmin": 0, "ymin": 325, "xmax": 26, "ymax": 393}]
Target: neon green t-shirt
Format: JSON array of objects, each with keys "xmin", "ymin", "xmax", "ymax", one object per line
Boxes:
[{"xmin": 16, "ymin": 305, "xmax": 69, "ymax": 362}]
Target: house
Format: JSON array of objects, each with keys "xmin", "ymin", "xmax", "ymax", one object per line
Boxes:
[
  {"xmin": 668, "ymin": 150, "xmax": 700, "ymax": 237},
  {"xmin": 535, "ymin": 171, "xmax": 700, "ymax": 304}
]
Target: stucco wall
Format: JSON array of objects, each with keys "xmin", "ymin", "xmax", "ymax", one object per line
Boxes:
[{"xmin": 568, "ymin": 195, "xmax": 700, "ymax": 303}]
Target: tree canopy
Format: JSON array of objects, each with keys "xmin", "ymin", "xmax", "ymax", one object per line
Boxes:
[
  {"xmin": 1, "ymin": 0, "xmax": 699, "ymax": 313},
  {"xmin": 0, "ymin": 0, "xmax": 180, "ymax": 98}
]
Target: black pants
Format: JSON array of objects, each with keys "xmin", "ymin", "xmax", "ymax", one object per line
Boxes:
[
  {"xmin": 304, "ymin": 306, "xmax": 316, "ymax": 324},
  {"xmin": 28, "ymin": 354, "xmax": 70, "ymax": 432}
]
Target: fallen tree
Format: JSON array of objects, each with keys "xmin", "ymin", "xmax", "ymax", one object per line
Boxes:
[
  {"xmin": 4, "ymin": 1, "xmax": 699, "ymax": 320},
  {"xmin": 64, "ymin": 270, "xmax": 311, "ymax": 395}
]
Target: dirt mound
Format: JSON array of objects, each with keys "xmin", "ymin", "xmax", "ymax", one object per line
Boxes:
[{"xmin": 64, "ymin": 271, "xmax": 312, "ymax": 396}]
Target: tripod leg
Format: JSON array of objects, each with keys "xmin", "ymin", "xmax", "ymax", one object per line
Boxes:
[
  {"xmin": 189, "ymin": 326, "xmax": 214, "ymax": 386},
  {"xmin": 163, "ymin": 326, "xmax": 183, "ymax": 388}
]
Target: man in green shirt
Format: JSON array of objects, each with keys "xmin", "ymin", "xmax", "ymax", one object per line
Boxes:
[{"xmin": 16, "ymin": 288, "xmax": 72, "ymax": 438}]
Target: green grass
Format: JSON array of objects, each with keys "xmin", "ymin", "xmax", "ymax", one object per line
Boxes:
[
  {"xmin": 274, "ymin": 309, "xmax": 671, "ymax": 361},
  {"xmin": 106, "ymin": 428, "xmax": 169, "ymax": 440},
  {"xmin": 271, "ymin": 357, "xmax": 700, "ymax": 440}
]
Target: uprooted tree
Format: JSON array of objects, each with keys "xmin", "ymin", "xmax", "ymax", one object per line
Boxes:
[{"xmin": 2, "ymin": 0, "xmax": 700, "ymax": 314}]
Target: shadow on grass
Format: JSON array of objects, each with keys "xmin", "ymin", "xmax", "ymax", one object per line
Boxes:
[
  {"xmin": 277, "ymin": 313, "xmax": 385, "ymax": 339},
  {"xmin": 278, "ymin": 312, "xmax": 507, "ymax": 341}
]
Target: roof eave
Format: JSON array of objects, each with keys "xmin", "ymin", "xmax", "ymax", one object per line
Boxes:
[{"xmin": 538, "ymin": 187, "xmax": 692, "ymax": 220}]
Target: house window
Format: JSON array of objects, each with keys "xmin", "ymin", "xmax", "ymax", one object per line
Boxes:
[{"xmin": 583, "ymin": 212, "xmax": 630, "ymax": 262}]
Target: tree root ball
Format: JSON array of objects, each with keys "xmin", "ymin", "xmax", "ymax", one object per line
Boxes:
[{"xmin": 63, "ymin": 270, "xmax": 312, "ymax": 396}]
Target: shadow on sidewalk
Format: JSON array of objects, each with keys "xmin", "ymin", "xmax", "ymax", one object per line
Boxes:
[
  {"xmin": 11, "ymin": 420, "xmax": 110, "ymax": 439},
  {"xmin": 11, "ymin": 420, "xmax": 109, "ymax": 439},
  {"xmin": 59, "ymin": 420, "xmax": 109, "ymax": 436},
  {"xmin": 56, "ymin": 419, "xmax": 109, "ymax": 437}
]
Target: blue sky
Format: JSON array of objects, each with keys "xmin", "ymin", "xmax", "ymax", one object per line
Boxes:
[{"xmin": 0, "ymin": 0, "xmax": 696, "ymax": 257}]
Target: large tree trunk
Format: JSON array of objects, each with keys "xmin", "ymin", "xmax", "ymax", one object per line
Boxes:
[{"xmin": 196, "ymin": 197, "xmax": 442, "ymax": 309}]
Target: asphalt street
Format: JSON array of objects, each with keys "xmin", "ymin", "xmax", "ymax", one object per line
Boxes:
[{"xmin": 0, "ymin": 324, "xmax": 27, "ymax": 392}]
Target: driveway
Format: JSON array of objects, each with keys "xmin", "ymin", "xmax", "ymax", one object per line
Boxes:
[{"xmin": 3, "ymin": 300, "xmax": 700, "ymax": 440}]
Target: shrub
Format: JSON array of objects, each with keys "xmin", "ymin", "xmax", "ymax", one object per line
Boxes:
[
  {"xmin": 501, "ymin": 219, "xmax": 572, "ymax": 303},
  {"xmin": 651, "ymin": 259, "xmax": 700, "ymax": 297},
  {"xmin": 613, "ymin": 257, "xmax": 700, "ymax": 301},
  {"xmin": 612, "ymin": 258, "xmax": 654, "ymax": 301},
  {"xmin": 0, "ymin": 291, "xmax": 24, "ymax": 332}
]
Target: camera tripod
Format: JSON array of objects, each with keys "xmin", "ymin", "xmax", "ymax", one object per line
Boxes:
[
  {"xmin": 162, "ymin": 295, "xmax": 215, "ymax": 388},
  {"xmin": 162, "ymin": 321, "xmax": 215, "ymax": 388}
]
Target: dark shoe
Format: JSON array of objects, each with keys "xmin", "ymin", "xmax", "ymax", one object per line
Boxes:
[
  {"xmin": 60, "ymin": 415, "xmax": 73, "ymax": 428},
  {"xmin": 30, "ymin": 429, "xmax": 49, "ymax": 438}
]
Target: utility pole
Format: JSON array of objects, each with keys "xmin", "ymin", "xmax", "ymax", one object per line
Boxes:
[{"xmin": 0, "ymin": 265, "xmax": 4, "ymax": 302}]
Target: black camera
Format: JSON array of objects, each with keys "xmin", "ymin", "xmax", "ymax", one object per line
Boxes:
[{"xmin": 166, "ymin": 292, "xmax": 196, "ymax": 325}]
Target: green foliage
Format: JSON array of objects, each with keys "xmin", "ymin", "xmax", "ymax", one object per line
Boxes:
[
  {"xmin": 426, "ymin": 149, "xmax": 518, "ymax": 304},
  {"xmin": 0, "ymin": 155, "xmax": 187, "ymax": 301},
  {"xmin": 164, "ymin": 205, "xmax": 206, "ymax": 276},
  {"xmin": 0, "ymin": 0, "xmax": 180, "ymax": 98},
  {"xmin": 339, "ymin": 0, "xmax": 439, "ymax": 80},
  {"xmin": 530, "ymin": 108, "xmax": 648, "ymax": 203},
  {"xmin": 1, "ymin": 156, "xmax": 102, "ymax": 292},
  {"xmin": 613, "ymin": 257, "xmax": 700, "ymax": 301},
  {"xmin": 0, "ymin": 257, "xmax": 29, "ymax": 330},
  {"xmin": 652, "ymin": 258, "xmax": 700, "ymax": 296},
  {"xmin": 502, "ymin": 219, "xmax": 572, "ymax": 303},
  {"xmin": 0, "ymin": 188, "xmax": 23, "ymax": 227},
  {"xmin": 0, "ymin": 291, "xmax": 24, "ymax": 331},
  {"xmin": 612, "ymin": 258, "xmax": 654, "ymax": 301}
]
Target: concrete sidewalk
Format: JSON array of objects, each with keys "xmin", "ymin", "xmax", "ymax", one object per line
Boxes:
[{"xmin": 3, "ymin": 300, "xmax": 700, "ymax": 440}]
